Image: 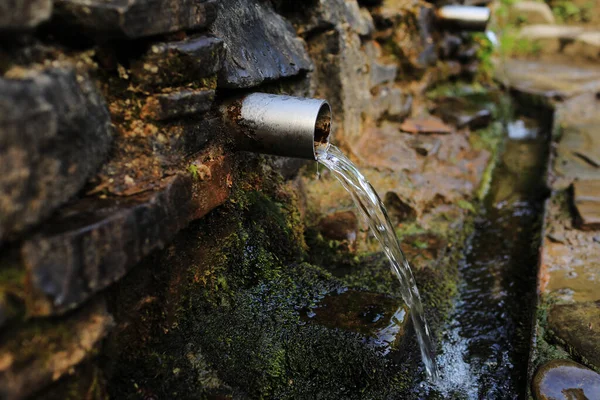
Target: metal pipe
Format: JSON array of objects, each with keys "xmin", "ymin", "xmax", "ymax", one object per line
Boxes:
[
  {"xmin": 436, "ymin": 5, "xmax": 491, "ymax": 31},
  {"xmin": 224, "ymin": 93, "xmax": 332, "ymax": 160}
]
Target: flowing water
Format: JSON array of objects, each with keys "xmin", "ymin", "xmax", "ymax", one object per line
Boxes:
[
  {"xmin": 420, "ymin": 116, "xmax": 549, "ymax": 398},
  {"xmin": 316, "ymin": 144, "xmax": 439, "ymax": 380}
]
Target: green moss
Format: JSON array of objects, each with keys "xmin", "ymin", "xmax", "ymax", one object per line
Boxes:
[
  {"xmin": 426, "ymin": 82, "xmax": 489, "ymax": 101},
  {"xmin": 528, "ymin": 295, "xmax": 571, "ymax": 376}
]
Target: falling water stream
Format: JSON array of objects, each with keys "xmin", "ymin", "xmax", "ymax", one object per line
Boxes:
[{"xmin": 316, "ymin": 144, "xmax": 439, "ymax": 380}]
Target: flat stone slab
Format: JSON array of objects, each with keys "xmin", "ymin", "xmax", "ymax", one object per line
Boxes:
[
  {"xmin": 141, "ymin": 89, "xmax": 215, "ymax": 121},
  {"xmin": 552, "ymin": 93, "xmax": 600, "ymax": 190},
  {"xmin": 54, "ymin": 0, "xmax": 217, "ymax": 38},
  {"xmin": 549, "ymin": 302, "xmax": 600, "ymax": 369},
  {"xmin": 400, "ymin": 117, "xmax": 452, "ymax": 135},
  {"xmin": 21, "ymin": 152, "xmax": 232, "ymax": 316},
  {"xmin": 532, "ymin": 359, "xmax": 600, "ymax": 400},
  {"xmin": 507, "ymin": 2, "xmax": 555, "ymax": 25},
  {"xmin": 539, "ymin": 193, "xmax": 600, "ymax": 303},
  {"xmin": 0, "ymin": 68, "xmax": 112, "ymax": 242},
  {"xmin": 500, "ymin": 59, "xmax": 600, "ymax": 100},
  {"xmin": 518, "ymin": 25, "xmax": 600, "ymax": 62},
  {"xmin": 0, "ymin": 0, "xmax": 52, "ymax": 29},
  {"xmin": 573, "ymin": 180, "xmax": 600, "ymax": 230},
  {"xmin": 209, "ymin": 0, "xmax": 312, "ymax": 88},
  {"xmin": 131, "ymin": 35, "xmax": 225, "ymax": 89}
]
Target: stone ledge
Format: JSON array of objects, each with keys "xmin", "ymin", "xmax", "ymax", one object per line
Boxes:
[
  {"xmin": 20, "ymin": 150, "xmax": 232, "ymax": 316},
  {"xmin": 131, "ymin": 34, "xmax": 225, "ymax": 89},
  {"xmin": 54, "ymin": 0, "xmax": 217, "ymax": 38},
  {"xmin": 141, "ymin": 88, "xmax": 216, "ymax": 121}
]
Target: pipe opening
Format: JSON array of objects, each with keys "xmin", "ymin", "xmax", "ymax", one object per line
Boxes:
[{"xmin": 314, "ymin": 102, "xmax": 332, "ymax": 155}]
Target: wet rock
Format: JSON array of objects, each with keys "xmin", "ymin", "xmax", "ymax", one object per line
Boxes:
[
  {"xmin": 432, "ymin": 97, "xmax": 492, "ymax": 130},
  {"xmin": 141, "ymin": 89, "xmax": 215, "ymax": 121},
  {"xmin": 306, "ymin": 290, "xmax": 410, "ymax": 354},
  {"xmin": 507, "ymin": 1, "xmax": 555, "ymax": 25},
  {"xmin": 532, "ymin": 359, "xmax": 600, "ymax": 400},
  {"xmin": 0, "ymin": 68, "xmax": 112, "ymax": 242},
  {"xmin": 0, "ymin": 0, "xmax": 52, "ymax": 29},
  {"xmin": 317, "ymin": 211, "xmax": 359, "ymax": 243},
  {"xmin": 549, "ymin": 302, "xmax": 600, "ymax": 369},
  {"xmin": 400, "ymin": 117, "xmax": 453, "ymax": 135},
  {"xmin": 573, "ymin": 180, "xmax": 600, "ymax": 230},
  {"xmin": 539, "ymin": 192, "xmax": 600, "ymax": 303},
  {"xmin": 54, "ymin": 0, "xmax": 216, "ymax": 38},
  {"xmin": 0, "ymin": 300, "xmax": 113, "ymax": 400},
  {"xmin": 350, "ymin": 125, "xmax": 419, "ymax": 172},
  {"xmin": 21, "ymin": 153, "xmax": 232, "ymax": 316},
  {"xmin": 407, "ymin": 136, "xmax": 441, "ymax": 157},
  {"xmin": 383, "ymin": 192, "xmax": 417, "ymax": 223},
  {"xmin": 209, "ymin": 0, "xmax": 312, "ymax": 89},
  {"xmin": 131, "ymin": 35, "xmax": 225, "ymax": 89}
]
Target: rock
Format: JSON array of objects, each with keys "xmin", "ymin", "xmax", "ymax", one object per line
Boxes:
[
  {"xmin": 407, "ymin": 136, "xmax": 441, "ymax": 157},
  {"xmin": 370, "ymin": 86, "xmax": 412, "ymax": 121},
  {"xmin": 549, "ymin": 302, "xmax": 600, "ymax": 369},
  {"xmin": 0, "ymin": 300, "xmax": 113, "ymax": 400},
  {"xmin": 518, "ymin": 24, "xmax": 584, "ymax": 55},
  {"xmin": 317, "ymin": 211, "xmax": 358, "ymax": 242},
  {"xmin": 306, "ymin": 290, "xmax": 410, "ymax": 355},
  {"xmin": 141, "ymin": 89, "xmax": 215, "ymax": 121},
  {"xmin": 306, "ymin": 27, "xmax": 370, "ymax": 143},
  {"xmin": 532, "ymin": 359, "xmax": 600, "ymax": 400},
  {"xmin": 287, "ymin": 0, "xmax": 374, "ymax": 37},
  {"xmin": 54, "ymin": 0, "xmax": 217, "ymax": 38},
  {"xmin": 566, "ymin": 31, "xmax": 600, "ymax": 62},
  {"xmin": 439, "ymin": 34, "xmax": 462, "ymax": 59},
  {"xmin": 508, "ymin": 1, "xmax": 555, "ymax": 25},
  {"xmin": 371, "ymin": 3, "xmax": 436, "ymax": 71},
  {"xmin": 400, "ymin": 117, "xmax": 453, "ymax": 135},
  {"xmin": 364, "ymin": 41, "xmax": 397, "ymax": 88},
  {"xmin": 21, "ymin": 153, "xmax": 232, "ymax": 316},
  {"xmin": 0, "ymin": 68, "xmax": 112, "ymax": 242},
  {"xmin": 131, "ymin": 35, "xmax": 225, "ymax": 89},
  {"xmin": 553, "ymin": 93, "xmax": 600, "ymax": 189},
  {"xmin": 499, "ymin": 59, "xmax": 600, "ymax": 101},
  {"xmin": 0, "ymin": 0, "xmax": 52, "ymax": 29},
  {"xmin": 350, "ymin": 125, "xmax": 419, "ymax": 172},
  {"xmin": 573, "ymin": 180, "xmax": 600, "ymax": 230},
  {"xmin": 383, "ymin": 192, "xmax": 417, "ymax": 223},
  {"xmin": 539, "ymin": 193, "xmax": 600, "ymax": 303},
  {"xmin": 432, "ymin": 97, "xmax": 492, "ymax": 130},
  {"xmin": 209, "ymin": 0, "xmax": 312, "ymax": 89}
]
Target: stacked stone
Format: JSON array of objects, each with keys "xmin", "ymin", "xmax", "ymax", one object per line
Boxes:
[{"xmin": 0, "ymin": 0, "xmax": 478, "ymax": 398}]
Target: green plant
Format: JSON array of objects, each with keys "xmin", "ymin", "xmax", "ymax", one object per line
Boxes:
[{"xmin": 551, "ymin": 0, "xmax": 593, "ymax": 23}]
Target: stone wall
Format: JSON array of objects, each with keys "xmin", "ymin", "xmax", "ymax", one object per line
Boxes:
[{"xmin": 0, "ymin": 0, "xmax": 485, "ymax": 398}]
